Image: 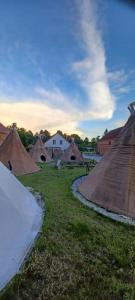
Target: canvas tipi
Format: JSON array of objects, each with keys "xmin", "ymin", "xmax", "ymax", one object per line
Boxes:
[
  {"xmin": 61, "ymin": 140, "xmax": 83, "ymax": 162},
  {"xmin": 0, "ymin": 125, "xmax": 40, "ymax": 176},
  {"xmin": 30, "ymin": 135, "xmax": 52, "ymax": 163},
  {"xmin": 78, "ymin": 102, "xmax": 135, "ymax": 218},
  {"xmin": 0, "ymin": 123, "xmax": 9, "ymax": 145},
  {"xmin": 0, "ymin": 161, "xmax": 42, "ymax": 291}
]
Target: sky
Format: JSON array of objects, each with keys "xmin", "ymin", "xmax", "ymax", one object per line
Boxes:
[{"xmin": 0, "ymin": 0, "xmax": 135, "ymax": 138}]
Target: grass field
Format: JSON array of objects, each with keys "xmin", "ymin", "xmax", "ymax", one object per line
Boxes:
[{"xmin": 1, "ymin": 164, "xmax": 135, "ymax": 300}]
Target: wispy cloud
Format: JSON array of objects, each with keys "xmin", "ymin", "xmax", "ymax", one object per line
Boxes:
[
  {"xmin": 0, "ymin": 0, "xmax": 127, "ymax": 136},
  {"xmin": 108, "ymin": 69, "xmax": 135, "ymax": 95},
  {"xmin": 72, "ymin": 0, "xmax": 115, "ymax": 119}
]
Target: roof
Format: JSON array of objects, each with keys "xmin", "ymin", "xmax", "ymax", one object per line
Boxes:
[
  {"xmin": 78, "ymin": 111, "xmax": 135, "ymax": 218},
  {"xmin": 99, "ymin": 127, "xmax": 123, "ymax": 142},
  {"xmin": 0, "ymin": 128, "xmax": 40, "ymax": 176},
  {"xmin": 45, "ymin": 132, "xmax": 70, "ymax": 145},
  {"xmin": 0, "ymin": 123, "xmax": 9, "ymax": 135}
]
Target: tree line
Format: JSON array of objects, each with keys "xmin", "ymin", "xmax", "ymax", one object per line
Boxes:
[{"xmin": 7, "ymin": 124, "xmax": 109, "ymax": 152}]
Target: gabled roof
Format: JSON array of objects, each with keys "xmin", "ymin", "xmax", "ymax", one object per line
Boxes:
[
  {"xmin": 0, "ymin": 123, "xmax": 9, "ymax": 135},
  {"xmin": 0, "ymin": 127, "xmax": 40, "ymax": 176},
  {"xmin": 30, "ymin": 136, "xmax": 52, "ymax": 163},
  {"xmin": 45, "ymin": 132, "xmax": 70, "ymax": 145},
  {"xmin": 78, "ymin": 104, "xmax": 135, "ymax": 218},
  {"xmin": 61, "ymin": 141, "xmax": 83, "ymax": 162},
  {"xmin": 99, "ymin": 127, "xmax": 123, "ymax": 142}
]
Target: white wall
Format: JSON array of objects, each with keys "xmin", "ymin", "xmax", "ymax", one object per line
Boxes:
[{"xmin": 44, "ymin": 133, "xmax": 70, "ymax": 151}]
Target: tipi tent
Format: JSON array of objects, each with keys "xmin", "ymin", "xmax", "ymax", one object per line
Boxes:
[
  {"xmin": 0, "ymin": 126, "xmax": 39, "ymax": 176},
  {"xmin": 78, "ymin": 102, "xmax": 135, "ymax": 218},
  {"xmin": 30, "ymin": 136, "xmax": 52, "ymax": 163},
  {"xmin": 0, "ymin": 162, "xmax": 42, "ymax": 291},
  {"xmin": 61, "ymin": 140, "xmax": 83, "ymax": 162},
  {"xmin": 0, "ymin": 123, "xmax": 9, "ymax": 145}
]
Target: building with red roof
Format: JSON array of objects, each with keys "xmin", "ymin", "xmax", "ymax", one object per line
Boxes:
[{"xmin": 97, "ymin": 127, "xmax": 123, "ymax": 155}]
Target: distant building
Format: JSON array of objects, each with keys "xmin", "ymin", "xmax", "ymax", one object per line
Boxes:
[
  {"xmin": 0, "ymin": 123, "xmax": 9, "ymax": 145},
  {"xmin": 97, "ymin": 127, "xmax": 123, "ymax": 155},
  {"xmin": 44, "ymin": 133, "xmax": 70, "ymax": 158}
]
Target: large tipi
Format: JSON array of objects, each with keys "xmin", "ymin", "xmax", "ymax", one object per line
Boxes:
[
  {"xmin": 61, "ymin": 140, "xmax": 83, "ymax": 162},
  {"xmin": 0, "ymin": 161, "xmax": 42, "ymax": 291},
  {"xmin": 78, "ymin": 102, "xmax": 135, "ymax": 218},
  {"xmin": 30, "ymin": 135, "xmax": 52, "ymax": 163},
  {"xmin": 0, "ymin": 125, "xmax": 40, "ymax": 176}
]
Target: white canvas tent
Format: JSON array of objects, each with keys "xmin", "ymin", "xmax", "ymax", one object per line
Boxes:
[{"xmin": 0, "ymin": 162, "xmax": 42, "ymax": 291}]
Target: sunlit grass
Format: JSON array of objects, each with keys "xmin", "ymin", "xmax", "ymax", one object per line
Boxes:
[{"xmin": 1, "ymin": 164, "xmax": 135, "ymax": 300}]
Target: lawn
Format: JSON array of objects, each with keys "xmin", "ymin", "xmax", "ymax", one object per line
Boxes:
[{"xmin": 1, "ymin": 164, "xmax": 135, "ymax": 300}]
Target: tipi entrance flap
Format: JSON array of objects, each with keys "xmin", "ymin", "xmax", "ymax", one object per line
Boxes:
[{"xmin": 0, "ymin": 162, "xmax": 42, "ymax": 291}]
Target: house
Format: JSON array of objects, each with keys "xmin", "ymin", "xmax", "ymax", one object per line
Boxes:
[
  {"xmin": 44, "ymin": 133, "xmax": 70, "ymax": 158},
  {"xmin": 0, "ymin": 123, "xmax": 10, "ymax": 145},
  {"xmin": 97, "ymin": 127, "xmax": 123, "ymax": 155}
]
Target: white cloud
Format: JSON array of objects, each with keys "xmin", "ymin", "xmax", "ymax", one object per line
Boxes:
[
  {"xmin": 0, "ymin": 0, "xmax": 117, "ymax": 137},
  {"xmin": 72, "ymin": 0, "xmax": 115, "ymax": 119},
  {"xmin": 0, "ymin": 100, "xmax": 83, "ymax": 136}
]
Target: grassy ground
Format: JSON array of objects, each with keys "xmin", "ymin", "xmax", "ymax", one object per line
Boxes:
[{"xmin": 1, "ymin": 164, "xmax": 135, "ymax": 300}]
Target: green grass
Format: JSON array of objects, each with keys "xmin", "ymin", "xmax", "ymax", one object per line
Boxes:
[{"xmin": 1, "ymin": 164, "xmax": 135, "ymax": 300}]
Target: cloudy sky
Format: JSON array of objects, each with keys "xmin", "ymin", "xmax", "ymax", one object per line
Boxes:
[{"xmin": 0, "ymin": 0, "xmax": 135, "ymax": 138}]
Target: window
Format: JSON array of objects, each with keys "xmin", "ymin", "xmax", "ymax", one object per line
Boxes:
[
  {"xmin": 53, "ymin": 139, "xmax": 56, "ymax": 145},
  {"xmin": 60, "ymin": 140, "xmax": 63, "ymax": 145}
]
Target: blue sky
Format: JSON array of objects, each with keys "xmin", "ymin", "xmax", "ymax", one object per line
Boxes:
[{"xmin": 0, "ymin": 0, "xmax": 135, "ymax": 138}]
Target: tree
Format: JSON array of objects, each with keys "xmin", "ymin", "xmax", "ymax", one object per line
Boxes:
[
  {"xmin": 18, "ymin": 128, "xmax": 35, "ymax": 147},
  {"xmin": 7, "ymin": 123, "xmax": 35, "ymax": 148},
  {"xmin": 71, "ymin": 134, "xmax": 82, "ymax": 144},
  {"xmin": 40, "ymin": 130, "xmax": 51, "ymax": 142},
  {"xmin": 57, "ymin": 130, "xmax": 64, "ymax": 136},
  {"xmin": 84, "ymin": 137, "xmax": 89, "ymax": 145},
  {"xmin": 103, "ymin": 128, "xmax": 108, "ymax": 136},
  {"xmin": 90, "ymin": 136, "xmax": 100, "ymax": 152}
]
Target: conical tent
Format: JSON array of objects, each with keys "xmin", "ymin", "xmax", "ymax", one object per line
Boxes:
[
  {"xmin": 30, "ymin": 136, "xmax": 52, "ymax": 163},
  {"xmin": 0, "ymin": 127, "xmax": 39, "ymax": 176},
  {"xmin": 0, "ymin": 123, "xmax": 9, "ymax": 145},
  {"xmin": 0, "ymin": 162, "xmax": 42, "ymax": 291},
  {"xmin": 78, "ymin": 102, "xmax": 135, "ymax": 218},
  {"xmin": 61, "ymin": 140, "xmax": 83, "ymax": 162}
]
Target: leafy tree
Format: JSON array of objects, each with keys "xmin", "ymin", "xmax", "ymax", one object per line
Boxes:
[
  {"xmin": 40, "ymin": 129, "xmax": 51, "ymax": 142},
  {"xmin": 84, "ymin": 137, "xmax": 89, "ymax": 145},
  {"xmin": 90, "ymin": 136, "xmax": 100, "ymax": 152},
  {"xmin": 57, "ymin": 130, "xmax": 64, "ymax": 136},
  {"xmin": 71, "ymin": 134, "xmax": 83, "ymax": 144},
  {"xmin": 7, "ymin": 123, "xmax": 35, "ymax": 148}
]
